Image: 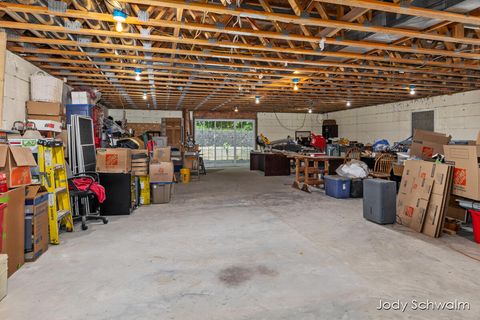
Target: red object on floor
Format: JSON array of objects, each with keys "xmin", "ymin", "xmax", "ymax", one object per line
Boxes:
[
  {"xmin": 0, "ymin": 203, "xmax": 7, "ymax": 252},
  {"xmin": 70, "ymin": 178, "xmax": 106, "ymax": 203},
  {"xmin": 469, "ymin": 209, "xmax": 480, "ymax": 244}
]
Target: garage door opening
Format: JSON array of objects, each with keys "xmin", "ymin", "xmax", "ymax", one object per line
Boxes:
[{"xmin": 194, "ymin": 119, "xmax": 255, "ymax": 167}]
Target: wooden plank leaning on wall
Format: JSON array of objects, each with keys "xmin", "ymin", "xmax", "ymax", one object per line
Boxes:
[{"xmin": 0, "ymin": 29, "xmax": 6, "ymax": 127}]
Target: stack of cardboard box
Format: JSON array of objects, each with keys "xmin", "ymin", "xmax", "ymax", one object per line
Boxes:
[
  {"xmin": 149, "ymin": 147, "xmax": 174, "ymax": 204},
  {"xmin": 131, "ymin": 150, "xmax": 149, "ymax": 176},
  {"xmin": 0, "ymin": 144, "xmax": 38, "ymax": 278},
  {"xmin": 397, "ymin": 160, "xmax": 454, "ymax": 237},
  {"xmin": 26, "ymin": 101, "xmax": 66, "ymax": 128},
  {"xmin": 131, "ymin": 150, "xmax": 150, "ymax": 205}
]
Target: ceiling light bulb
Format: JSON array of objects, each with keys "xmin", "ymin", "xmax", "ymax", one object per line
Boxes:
[
  {"xmin": 409, "ymin": 84, "xmax": 416, "ymax": 95},
  {"xmin": 308, "ymin": 108, "xmax": 312, "ymax": 114},
  {"xmin": 135, "ymin": 74, "xmax": 141, "ymax": 81},
  {"xmin": 346, "ymin": 101, "xmax": 351, "ymax": 107},
  {"xmin": 255, "ymin": 96, "xmax": 260, "ymax": 104},
  {"xmin": 143, "ymin": 92, "xmax": 147, "ymax": 100},
  {"xmin": 234, "ymin": 107, "xmax": 239, "ymax": 112},
  {"xmin": 115, "ymin": 21, "xmax": 123, "ymax": 32},
  {"xmin": 293, "ymin": 84, "xmax": 299, "ymax": 91}
]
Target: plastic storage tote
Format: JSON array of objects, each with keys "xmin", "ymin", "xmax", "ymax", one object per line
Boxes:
[
  {"xmin": 151, "ymin": 182, "xmax": 174, "ymax": 204},
  {"xmin": 350, "ymin": 178, "xmax": 364, "ymax": 198},
  {"xmin": 363, "ymin": 179, "xmax": 396, "ymax": 224},
  {"xmin": 324, "ymin": 175, "xmax": 351, "ymax": 199}
]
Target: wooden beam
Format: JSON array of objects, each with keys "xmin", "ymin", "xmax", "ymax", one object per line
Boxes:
[{"xmin": 315, "ymin": 0, "xmax": 480, "ymax": 26}]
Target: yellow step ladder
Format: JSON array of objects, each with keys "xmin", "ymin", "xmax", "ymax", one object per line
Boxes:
[{"xmin": 37, "ymin": 139, "xmax": 73, "ymax": 244}]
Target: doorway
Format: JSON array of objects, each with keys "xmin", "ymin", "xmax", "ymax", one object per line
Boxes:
[{"xmin": 194, "ymin": 119, "xmax": 255, "ymax": 167}]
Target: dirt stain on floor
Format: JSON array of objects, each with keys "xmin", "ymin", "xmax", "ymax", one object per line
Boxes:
[{"xmin": 218, "ymin": 265, "xmax": 278, "ymax": 287}]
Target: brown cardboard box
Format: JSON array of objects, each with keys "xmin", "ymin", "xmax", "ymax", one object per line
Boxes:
[
  {"xmin": 183, "ymin": 156, "xmax": 198, "ymax": 170},
  {"xmin": 446, "ymin": 195, "xmax": 467, "ymax": 222},
  {"xmin": 152, "ymin": 147, "xmax": 171, "ymax": 163},
  {"xmin": 443, "ymin": 145, "xmax": 480, "ymax": 201},
  {"xmin": 27, "ymin": 114, "xmax": 65, "ymax": 123},
  {"xmin": 149, "ymin": 162, "xmax": 174, "ymax": 183},
  {"xmin": 26, "ymin": 101, "xmax": 64, "ymax": 116},
  {"xmin": 0, "ymin": 187, "xmax": 26, "ymax": 277},
  {"xmin": 410, "ymin": 129, "xmax": 451, "ymax": 160},
  {"xmin": 0, "ymin": 145, "xmax": 37, "ymax": 188},
  {"xmin": 24, "ymin": 186, "xmax": 49, "ymax": 262},
  {"xmin": 96, "ymin": 148, "xmax": 132, "ymax": 173}
]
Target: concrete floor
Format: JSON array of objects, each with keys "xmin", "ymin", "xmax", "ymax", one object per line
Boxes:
[{"xmin": 1, "ymin": 167, "xmax": 480, "ymax": 320}]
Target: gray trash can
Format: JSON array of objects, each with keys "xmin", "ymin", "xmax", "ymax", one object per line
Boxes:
[{"xmin": 363, "ymin": 179, "xmax": 397, "ymax": 224}]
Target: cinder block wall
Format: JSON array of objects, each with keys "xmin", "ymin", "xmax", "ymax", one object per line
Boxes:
[
  {"xmin": 257, "ymin": 113, "xmax": 323, "ymax": 141},
  {"xmin": 2, "ymin": 51, "xmax": 43, "ymax": 129},
  {"xmin": 323, "ymin": 90, "xmax": 480, "ymax": 143}
]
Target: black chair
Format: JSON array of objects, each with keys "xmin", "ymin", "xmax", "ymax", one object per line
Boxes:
[{"xmin": 68, "ymin": 172, "xmax": 108, "ymax": 230}]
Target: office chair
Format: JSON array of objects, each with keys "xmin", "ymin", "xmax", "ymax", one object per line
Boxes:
[{"xmin": 68, "ymin": 172, "xmax": 108, "ymax": 230}]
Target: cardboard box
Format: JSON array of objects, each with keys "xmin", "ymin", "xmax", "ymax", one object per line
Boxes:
[
  {"xmin": 0, "ymin": 145, "xmax": 37, "ymax": 188},
  {"xmin": 24, "ymin": 186, "xmax": 49, "ymax": 262},
  {"xmin": 444, "ymin": 145, "xmax": 480, "ymax": 201},
  {"xmin": 410, "ymin": 129, "xmax": 451, "ymax": 160},
  {"xmin": 71, "ymin": 91, "xmax": 92, "ymax": 105},
  {"xmin": 446, "ymin": 195, "xmax": 467, "ymax": 222},
  {"xmin": 0, "ymin": 254, "xmax": 6, "ymax": 301},
  {"xmin": 183, "ymin": 156, "xmax": 198, "ymax": 170},
  {"xmin": 26, "ymin": 101, "xmax": 64, "ymax": 116},
  {"xmin": 0, "ymin": 187, "xmax": 26, "ymax": 277},
  {"xmin": 152, "ymin": 147, "xmax": 171, "ymax": 163},
  {"xmin": 27, "ymin": 114, "xmax": 65, "ymax": 124},
  {"xmin": 149, "ymin": 162, "xmax": 174, "ymax": 183},
  {"xmin": 96, "ymin": 148, "xmax": 132, "ymax": 173}
]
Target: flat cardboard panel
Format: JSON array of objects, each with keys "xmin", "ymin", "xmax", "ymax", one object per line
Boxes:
[
  {"xmin": 96, "ymin": 148, "xmax": 131, "ymax": 173},
  {"xmin": 149, "ymin": 162, "xmax": 174, "ymax": 183},
  {"xmin": 397, "ymin": 160, "xmax": 434, "ymax": 232},
  {"xmin": 26, "ymin": 101, "xmax": 64, "ymax": 116},
  {"xmin": 0, "ymin": 145, "xmax": 8, "ymax": 167},
  {"xmin": 0, "ymin": 187, "xmax": 25, "ymax": 277}
]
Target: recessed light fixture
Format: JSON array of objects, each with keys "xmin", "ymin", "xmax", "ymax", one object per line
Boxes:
[
  {"xmin": 409, "ymin": 84, "xmax": 416, "ymax": 95},
  {"xmin": 293, "ymin": 78, "xmax": 299, "ymax": 91},
  {"xmin": 113, "ymin": 9, "xmax": 127, "ymax": 33}
]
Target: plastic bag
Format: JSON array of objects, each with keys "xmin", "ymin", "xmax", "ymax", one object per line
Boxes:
[{"xmin": 336, "ymin": 160, "xmax": 369, "ymax": 178}]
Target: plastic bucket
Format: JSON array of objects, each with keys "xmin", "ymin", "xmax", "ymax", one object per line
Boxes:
[
  {"xmin": 468, "ymin": 210, "xmax": 480, "ymax": 244},
  {"xmin": 180, "ymin": 168, "xmax": 191, "ymax": 184}
]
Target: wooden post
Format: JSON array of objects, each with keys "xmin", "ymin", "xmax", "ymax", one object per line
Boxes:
[{"xmin": 0, "ymin": 29, "xmax": 6, "ymax": 128}]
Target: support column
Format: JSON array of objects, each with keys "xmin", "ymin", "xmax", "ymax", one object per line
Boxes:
[{"xmin": 0, "ymin": 30, "xmax": 6, "ymax": 128}]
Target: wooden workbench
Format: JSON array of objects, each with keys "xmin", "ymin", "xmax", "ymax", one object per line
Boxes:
[{"xmin": 291, "ymin": 155, "xmax": 344, "ymax": 192}]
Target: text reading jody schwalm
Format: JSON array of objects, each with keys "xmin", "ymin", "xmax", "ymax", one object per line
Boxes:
[{"xmin": 376, "ymin": 300, "xmax": 471, "ymax": 312}]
